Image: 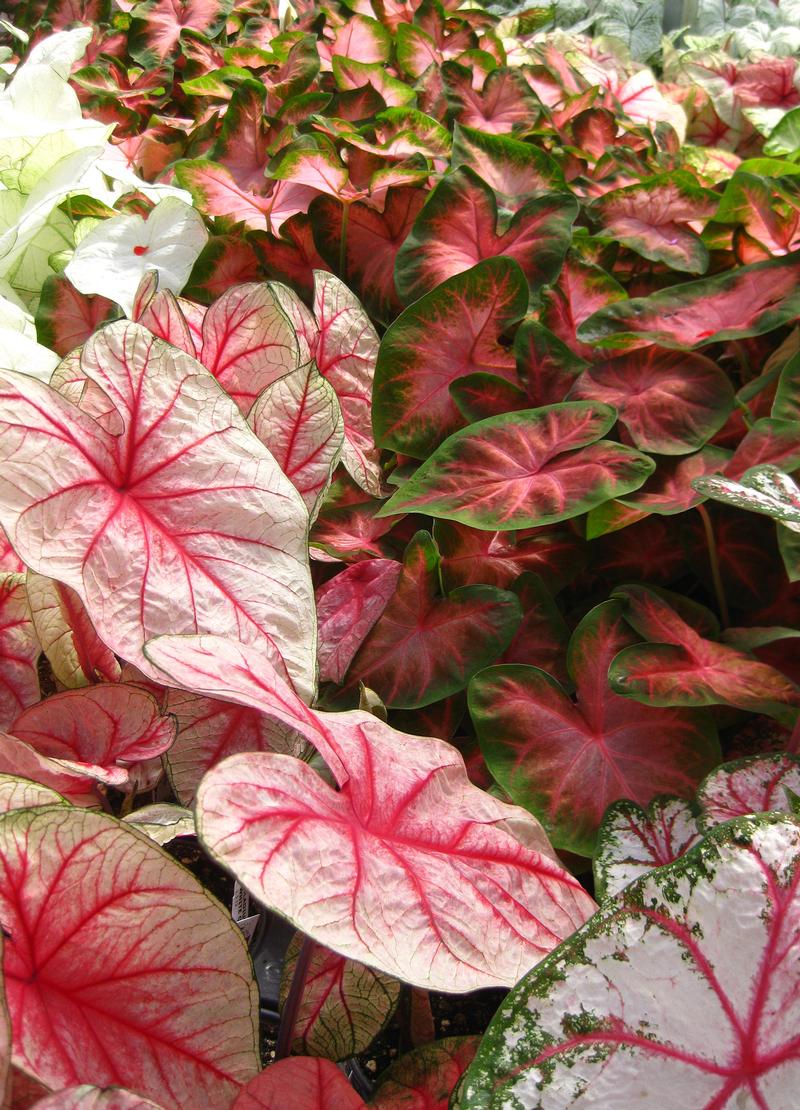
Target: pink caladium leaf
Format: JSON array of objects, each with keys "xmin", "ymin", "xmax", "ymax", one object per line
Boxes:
[
  {"xmin": 394, "ymin": 168, "xmax": 577, "ymax": 303},
  {"xmin": 145, "ymin": 633, "xmax": 597, "ymax": 991},
  {"xmin": 591, "ymin": 171, "xmax": 718, "ymax": 274},
  {"xmin": 379, "ymin": 403, "xmax": 655, "ymax": 530},
  {"xmin": 0, "ymin": 574, "xmax": 40, "ymax": 732},
  {"xmin": 316, "ymin": 559, "xmax": 402, "ymax": 684},
  {"xmin": 336, "ymin": 531, "xmax": 522, "ymax": 709},
  {"xmin": 714, "ymin": 171, "xmax": 800, "ymax": 257},
  {"xmin": 250, "ymin": 361, "xmax": 344, "ymax": 520},
  {"xmin": 579, "ymin": 252, "xmax": 800, "ymax": 349},
  {"xmin": 723, "ymin": 419, "xmax": 800, "ymax": 481},
  {"xmin": 0, "ymin": 321, "xmax": 316, "ymax": 699},
  {"xmin": 593, "ymin": 797, "xmax": 703, "ymax": 900},
  {"xmin": 538, "ymin": 254, "xmax": 627, "ymax": 362},
  {"xmin": 434, "ymin": 520, "xmax": 585, "ymax": 592},
  {"xmin": 443, "ymin": 60, "xmax": 542, "ymax": 133},
  {"xmin": 30, "ymin": 1087, "xmax": 165, "ymax": 1108},
  {"xmin": 513, "ymin": 319, "xmax": 589, "ymax": 407},
  {"xmin": 619, "ymin": 445, "xmax": 732, "ymax": 516},
  {"xmin": 370, "ymin": 1035, "xmax": 480, "ymax": 1109},
  {"xmin": 450, "ymin": 124, "xmax": 565, "ymax": 211},
  {"xmin": 610, "ymin": 584, "xmax": 800, "ymax": 724},
  {"xmin": 278, "ymin": 934, "xmax": 400, "ymax": 1060},
  {"xmin": 232, "ymin": 1057, "xmax": 365, "ymax": 1110},
  {"xmin": 697, "ymin": 753, "xmax": 800, "ymax": 829},
  {"xmin": 128, "ymin": 0, "xmax": 231, "ymax": 64},
  {"xmin": 373, "ymin": 257, "xmax": 529, "ymax": 458},
  {"xmin": 0, "ymin": 806, "xmax": 260, "ymax": 1107},
  {"xmin": 133, "ymin": 287, "xmax": 196, "ymax": 357},
  {"xmin": 0, "ymin": 527, "xmax": 23, "ymax": 574},
  {"xmin": 310, "ymin": 484, "xmax": 398, "ymax": 563},
  {"xmin": 0, "ymin": 773, "xmax": 66, "ymax": 814},
  {"xmin": 569, "ymin": 347, "xmax": 735, "ymax": 454},
  {"xmin": 0, "ymin": 733, "xmax": 102, "ymax": 807},
  {"xmin": 1, "ymin": 938, "xmax": 8, "ymax": 1110},
  {"xmin": 692, "ymin": 465, "xmax": 800, "ymax": 532},
  {"xmin": 449, "ymin": 372, "xmax": 529, "ymax": 423},
  {"xmin": 211, "ymin": 80, "xmax": 272, "ymax": 193},
  {"xmin": 10, "ymin": 684, "xmax": 176, "ymax": 790},
  {"xmin": 175, "ymin": 161, "xmax": 317, "ymax": 237},
  {"xmin": 468, "ymin": 601, "xmax": 720, "ymax": 856},
  {"xmin": 502, "ymin": 573, "xmax": 570, "ymax": 684},
  {"xmin": 35, "ymin": 275, "xmax": 117, "ymax": 358}
]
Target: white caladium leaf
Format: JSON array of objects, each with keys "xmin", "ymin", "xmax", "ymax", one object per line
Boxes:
[
  {"xmin": 0, "ymin": 772, "xmax": 66, "ymax": 813},
  {"xmin": 593, "ymin": 797, "xmax": 703, "ymax": 900},
  {"xmin": 0, "ymin": 573, "xmax": 40, "ymax": 732},
  {"xmin": 693, "ymin": 465, "xmax": 800, "ymax": 533},
  {"xmin": 145, "ymin": 634, "xmax": 596, "ymax": 992},
  {"xmin": 460, "ymin": 814, "xmax": 800, "ymax": 1109},
  {"xmin": 25, "ymin": 571, "xmax": 121, "ymax": 688},
  {"xmin": 0, "ymin": 295, "xmax": 59, "ymax": 381},
  {"xmin": 122, "ymin": 804, "xmax": 195, "ymax": 846},
  {"xmin": 697, "ymin": 753, "xmax": 800, "ymax": 828},
  {"xmin": 0, "ymin": 807, "xmax": 260, "ymax": 1107},
  {"xmin": 0, "ymin": 321, "xmax": 316, "ymax": 698},
  {"xmin": 65, "ymin": 198, "xmax": 208, "ymax": 317}
]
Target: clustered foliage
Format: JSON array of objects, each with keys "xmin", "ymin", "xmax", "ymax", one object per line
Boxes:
[{"xmin": 0, "ymin": 0, "xmax": 799, "ymax": 1106}]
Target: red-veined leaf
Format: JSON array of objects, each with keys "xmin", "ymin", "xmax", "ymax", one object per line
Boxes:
[
  {"xmin": 449, "ymin": 373, "xmax": 529, "ymax": 423},
  {"xmin": 619, "ymin": 446, "xmax": 732, "ymax": 515},
  {"xmin": 443, "ymin": 59, "xmax": 541, "ymax": 133},
  {"xmin": 379, "ymin": 403, "xmax": 655, "ymax": 530},
  {"xmin": 461, "ymin": 814, "xmax": 800, "ymax": 1109},
  {"xmin": 0, "ymin": 574, "xmax": 40, "ymax": 732},
  {"xmin": 134, "ymin": 288, "xmax": 196, "ymax": 357},
  {"xmin": 373, "ymin": 258, "xmax": 529, "ymax": 458},
  {"xmin": 468, "ymin": 601, "xmax": 720, "ymax": 856},
  {"xmin": 0, "ymin": 733, "xmax": 102, "ymax": 806},
  {"xmin": 0, "ymin": 807, "xmax": 259, "ymax": 1107},
  {"xmin": 144, "ymin": 633, "xmax": 597, "ymax": 991},
  {"xmin": 311, "ymin": 483, "xmax": 399, "ymax": 562},
  {"xmin": 35, "ymin": 275, "xmax": 116, "ymax": 358},
  {"xmin": 25, "ymin": 572, "xmax": 121, "ymax": 689},
  {"xmin": 30, "ymin": 1087, "xmax": 165, "ymax": 1108},
  {"xmin": 513, "ymin": 319, "xmax": 588, "ymax": 407},
  {"xmin": 175, "ymin": 161, "xmax": 317, "ymax": 237},
  {"xmin": 434, "ymin": 520, "xmax": 585, "ymax": 591},
  {"xmin": 337, "ymin": 531, "xmax": 521, "ymax": 708},
  {"xmin": 538, "ymin": 253, "xmax": 627, "ymax": 362},
  {"xmin": 128, "ymin": 0, "xmax": 231, "ymax": 64},
  {"xmin": 232, "ymin": 1057, "xmax": 365, "ymax": 1110},
  {"xmin": 0, "ymin": 322, "xmax": 316, "ymax": 698},
  {"xmin": 0, "ymin": 773, "xmax": 66, "ymax": 814},
  {"xmin": 593, "ymin": 797, "xmax": 702, "ymax": 900},
  {"xmin": 0, "ymin": 527, "xmax": 23, "ymax": 574},
  {"xmin": 184, "ymin": 235, "xmax": 263, "ymax": 304},
  {"xmin": 723, "ymin": 417, "xmax": 800, "ymax": 480},
  {"xmin": 714, "ymin": 171, "xmax": 800, "ymax": 257},
  {"xmin": 211, "ymin": 80, "xmax": 271, "ymax": 193},
  {"xmin": 697, "ymin": 753, "xmax": 800, "ymax": 828},
  {"xmin": 316, "ymin": 559, "xmax": 402, "ymax": 684},
  {"xmin": 279, "ymin": 935, "xmax": 400, "ymax": 1060},
  {"xmin": 370, "ymin": 1036, "xmax": 480, "ymax": 1109},
  {"xmin": 450, "ymin": 124, "xmax": 564, "ymax": 210},
  {"xmin": 501, "ymin": 573, "xmax": 570, "ymax": 683}
]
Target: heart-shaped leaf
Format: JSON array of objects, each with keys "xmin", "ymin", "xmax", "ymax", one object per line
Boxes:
[
  {"xmin": 0, "ymin": 806, "xmax": 259, "ymax": 1106},
  {"xmin": 450, "ymin": 124, "xmax": 564, "ymax": 211},
  {"xmin": 316, "ymin": 559, "xmax": 402, "ymax": 685},
  {"xmin": 469, "ymin": 601, "xmax": 720, "ymax": 855},
  {"xmin": 370, "ymin": 1035, "xmax": 480, "ymax": 1109},
  {"xmin": 145, "ymin": 634, "xmax": 597, "ymax": 991},
  {"xmin": 0, "ymin": 321, "xmax": 316, "ymax": 698},
  {"xmin": 379, "ymin": 404, "xmax": 655, "ymax": 531},
  {"xmin": 593, "ymin": 797, "xmax": 702, "ymax": 900},
  {"xmin": 36, "ymin": 274, "xmax": 116, "ymax": 358},
  {"xmin": 232, "ymin": 1057, "xmax": 365, "ymax": 1110},
  {"xmin": 25, "ymin": 571, "xmax": 121, "ymax": 689},
  {"xmin": 460, "ymin": 814, "xmax": 800, "ymax": 1110},
  {"xmin": 0, "ymin": 574, "xmax": 40, "ymax": 731},
  {"xmin": 697, "ymin": 753, "xmax": 800, "ymax": 828}
]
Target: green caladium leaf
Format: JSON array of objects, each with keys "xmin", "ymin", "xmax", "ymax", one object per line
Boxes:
[
  {"xmin": 451, "ymin": 124, "xmax": 565, "ymax": 210},
  {"xmin": 378, "ymin": 403, "xmax": 655, "ymax": 530}
]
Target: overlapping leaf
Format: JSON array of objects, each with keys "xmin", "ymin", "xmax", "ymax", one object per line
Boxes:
[
  {"xmin": 593, "ymin": 797, "xmax": 702, "ymax": 900},
  {"xmin": 316, "ymin": 558, "xmax": 402, "ymax": 684},
  {"xmin": 697, "ymin": 753, "xmax": 800, "ymax": 827},
  {"xmin": 0, "ymin": 573, "xmax": 40, "ymax": 731}
]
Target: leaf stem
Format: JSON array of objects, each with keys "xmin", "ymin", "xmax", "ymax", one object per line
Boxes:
[
  {"xmin": 339, "ymin": 201, "xmax": 350, "ymax": 283},
  {"xmin": 696, "ymin": 503, "xmax": 730, "ymax": 628},
  {"xmin": 275, "ymin": 934, "xmax": 315, "ymax": 1059}
]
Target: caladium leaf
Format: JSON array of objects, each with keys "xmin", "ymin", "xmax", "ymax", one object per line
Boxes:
[
  {"xmin": 337, "ymin": 531, "xmax": 521, "ymax": 709},
  {"xmin": 443, "ymin": 59, "xmax": 541, "ymax": 133},
  {"xmin": 593, "ymin": 797, "xmax": 702, "ymax": 901},
  {"xmin": 30, "ymin": 1087, "xmax": 165, "ymax": 1108},
  {"xmin": 0, "ymin": 773, "xmax": 67, "ymax": 814},
  {"xmin": 502, "ymin": 573, "xmax": 570, "ymax": 684},
  {"xmin": 538, "ymin": 254, "xmax": 626, "ymax": 362},
  {"xmin": 0, "ymin": 806, "xmax": 259, "ymax": 1106},
  {"xmin": 724, "ymin": 418, "xmax": 800, "ymax": 480},
  {"xmin": 469, "ymin": 601, "xmax": 720, "ymax": 856},
  {"xmin": 394, "ymin": 168, "xmax": 576, "ymax": 302},
  {"xmin": 578, "ymin": 252, "xmax": 800, "ymax": 349},
  {"xmin": 450, "ymin": 124, "xmax": 564, "ymax": 211},
  {"xmin": 697, "ymin": 753, "xmax": 800, "ymax": 828},
  {"xmin": 279, "ymin": 934, "xmax": 400, "ymax": 1060},
  {"xmin": 35, "ymin": 275, "xmax": 116, "ymax": 358},
  {"xmin": 25, "ymin": 571, "xmax": 121, "ymax": 689},
  {"xmin": 610, "ymin": 584, "xmax": 800, "ymax": 723},
  {"xmin": 379, "ymin": 403, "xmax": 655, "ymax": 530},
  {"xmin": 373, "ymin": 258, "xmax": 527, "ymax": 459},
  {"xmin": 250, "ymin": 361, "xmax": 344, "ymax": 520},
  {"xmin": 175, "ymin": 161, "xmax": 271, "ymax": 230},
  {"xmin": 692, "ymin": 465, "xmax": 800, "ymax": 532},
  {"xmin": 122, "ymin": 803, "xmax": 195, "ymax": 847},
  {"xmin": 145, "ymin": 633, "xmax": 596, "ymax": 991},
  {"xmin": 232, "ymin": 1057, "xmax": 365, "ymax": 1110},
  {"xmin": 449, "ymin": 373, "xmax": 529, "ymax": 423},
  {"xmin": 134, "ymin": 287, "xmax": 196, "ymax": 358},
  {"xmin": 0, "ymin": 573, "xmax": 40, "ymax": 732},
  {"xmin": 619, "ymin": 446, "xmax": 732, "ymax": 516},
  {"xmin": 128, "ymin": 0, "xmax": 231, "ymax": 64},
  {"xmin": 569, "ymin": 347, "xmax": 735, "ymax": 454},
  {"xmin": 434, "ymin": 520, "xmax": 585, "ymax": 592},
  {"xmin": 0, "ymin": 321, "xmax": 316, "ymax": 699},
  {"xmin": 316, "ymin": 559, "xmax": 402, "ymax": 684},
  {"xmin": 460, "ymin": 814, "xmax": 800, "ymax": 1110},
  {"xmin": 370, "ymin": 1035, "xmax": 480, "ymax": 1109},
  {"xmin": 513, "ymin": 319, "xmax": 588, "ymax": 407}
]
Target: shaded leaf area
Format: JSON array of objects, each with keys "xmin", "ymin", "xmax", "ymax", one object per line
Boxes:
[{"xmin": 369, "ymin": 1035, "xmax": 480, "ymax": 1108}]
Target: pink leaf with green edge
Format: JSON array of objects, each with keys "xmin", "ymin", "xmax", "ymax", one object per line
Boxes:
[
  {"xmin": 308, "ymin": 188, "xmax": 425, "ymax": 325},
  {"xmin": 697, "ymin": 753, "xmax": 800, "ymax": 829},
  {"xmin": 451, "ymin": 124, "xmax": 564, "ymax": 210},
  {"xmin": 468, "ymin": 601, "xmax": 719, "ymax": 856},
  {"xmin": 128, "ymin": 0, "xmax": 231, "ymax": 64},
  {"xmin": 316, "ymin": 559, "xmax": 402, "ymax": 684},
  {"xmin": 773, "ymin": 348, "xmax": 800, "ymax": 422},
  {"xmin": 30, "ymin": 1087, "xmax": 165, "ymax": 1108},
  {"xmin": 449, "ymin": 373, "xmax": 529, "ymax": 423},
  {"xmin": 443, "ymin": 61, "xmax": 541, "ymax": 133},
  {"xmin": 0, "ymin": 321, "xmax": 316, "ymax": 699},
  {"xmin": 370, "ymin": 1036, "xmax": 480, "ymax": 1109},
  {"xmin": 268, "ymin": 138, "xmax": 352, "ymax": 200},
  {"xmin": 25, "ymin": 572, "xmax": 121, "ymax": 689},
  {"xmin": 311, "ymin": 488, "xmax": 398, "ymax": 562},
  {"xmin": 619, "ymin": 445, "xmax": 732, "ymax": 515},
  {"xmin": 279, "ymin": 934, "xmax": 400, "ymax": 1060},
  {"xmin": 373, "ymin": 257, "xmax": 529, "ymax": 459},
  {"xmin": 331, "ymin": 58, "xmax": 415, "ymax": 109},
  {"xmin": 610, "ymin": 584, "xmax": 800, "ymax": 723},
  {"xmin": 0, "ymin": 774, "xmax": 66, "ymax": 814},
  {"xmin": 578, "ymin": 252, "xmax": 800, "ymax": 349},
  {"xmin": 723, "ymin": 418, "xmax": 800, "ymax": 480},
  {"xmin": 10, "ymin": 683, "xmax": 176, "ymax": 789},
  {"xmin": 394, "ymin": 168, "xmax": 576, "ymax": 303},
  {"xmin": 211, "ymin": 80, "xmax": 272, "ymax": 193},
  {"xmin": 593, "ymin": 797, "xmax": 702, "ymax": 901},
  {"xmin": 249, "ymin": 361, "xmax": 344, "ymax": 520},
  {"xmin": 513, "ymin": 319, "xmax": 589, "ymax": 407},
  {"xmin": 378, "ymin": 403, "xmax": 655, "ymax": 531},
  {"xmin": 134, "ymin": 288, "xmax": 195, "ymax": 356},
  {"xmin": 35, "ymin": 275, "xmax": 116, "ymax": 359},
  {"xmin": 336, "ymin": 531, "xmax": 522, "ymax": 709},
  {"xmin": 175, "ymin": 161, "xmax": 317, "ymax": 236},
  {"xmin": 0, "ymin": 574, "xmax": 40, "ymax": 732},
  {"xmin": 460, "ymin": 814, "xmax": 800, "ymax": 1109},
  {"xmin": 0, "ymin": 806, "xmax": 260, "ymax": 1107},
  {"xmin": 184, "ymin": 236, "xmax": 263, "ymax": 304},
  {"xmin": 144, "ymin": 633, "xmax": 596, "ymax": 991},
  {"xmin": 0, "ymin": 733, "xmax": 101, "ymax": 806},
  {"xmin": 538, "ymin": 254, "xmax": 627, "ymax": 362},
  {"xmin": 592, "ymin": 171, "xmax": 717, "ymax": 273},
  {"xmin": 197, "ymin": 282, "xmax": 299, "ymax": 414},
  {"xmin": 232, "ymin": 1057, "xmax": 365, "ymax": 1110},
  {"xmin": 569, "ymin": 347, "xmax": 735, "ymax": 455},
  {"xmin": 714, "ymin": 171, "xmax": 800, "ymax": 256},
  {"xmin": 502, "ymin": 574, "xmax": 570, "ymax": 684},
  {"xmin": 343, "ymin": 109, "xmax": 451, "ymax": 162},
  {"xmin": 692, "ymin": 465, "xmax": 800, "ymax": 531},
  {"xmin": 164, "ymin": 690, "xmax": 308, "ymax": 805},
  {"xmin": 323, "ymin": 14, "xmax": 391, "ymax": 66},
  {"xmin": 434, "ymin": 520, "xmax": 585, "ymax": 592}
]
